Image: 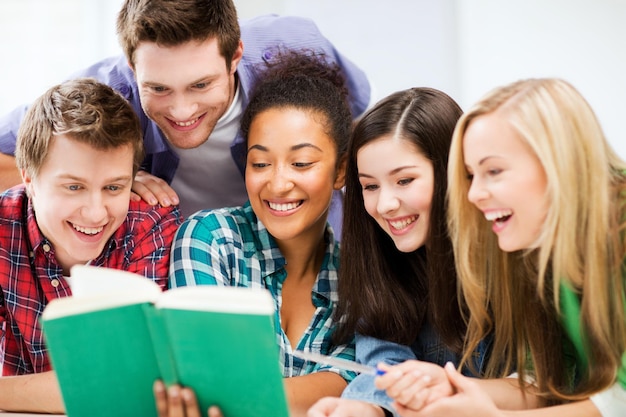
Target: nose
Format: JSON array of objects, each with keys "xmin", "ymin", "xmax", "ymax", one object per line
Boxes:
[
  {"xmin": 80, "ymin": 192, "xmax": 108, "ymax": 224},
  {"xmin": 169, "ymin": 93, "xmax": 198, "ymax": 121},
  {"xmin": 268, "ymin": 166, "xmax": 295, "ymax": 194},
  {"xmin": 376, "ymin": 185, "xmax": 400, "ymax": 214},
  {"xmin": 467, "ymin": 177, "xmax": 488, "ymax": 205}
]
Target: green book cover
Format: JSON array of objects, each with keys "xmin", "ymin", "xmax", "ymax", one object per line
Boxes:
[{"xmin": 41, "ymin": 265, "xmax": 289, "ymax": 417}]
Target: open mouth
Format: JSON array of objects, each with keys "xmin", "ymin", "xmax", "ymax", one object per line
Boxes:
[
  {"xmin": 71, "ymin": 223, "xmax": 104, "ymax": 235},
  {"xmin": 389, "ymin": 215, "xmax": 418, "ymax": 231},
  {"xmin": 267, "ymin": 201, "xmax": 303, "ymax": 212},
  {"xmin": 173, "ymin": 117, "xmax": 200, "ymax": 127},
  {"xmin": 485, "ymin": 209, "xmax": 513, "ymax": 227}
]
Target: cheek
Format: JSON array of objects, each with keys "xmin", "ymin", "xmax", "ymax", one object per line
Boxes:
[{"xmin": 361, "ymin": 192, "xmax": 378, "ymax": 219}]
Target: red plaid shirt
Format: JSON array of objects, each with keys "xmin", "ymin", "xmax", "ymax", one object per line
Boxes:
[{"xmin": 0, "ymin": 185, "xmax": 181, "ymax": 375}]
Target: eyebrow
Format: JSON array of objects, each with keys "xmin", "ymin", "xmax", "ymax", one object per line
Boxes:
[
  {"xmin": 57, "ymin": 174, "xmax": 133, "ymax": 183},
  {"xmin": 247, "ymin": 143, "xmax": 323, "ymax": 154},
  {"xmin": 143, "ymin": 74, "xmax": 215, "ymax": 87},
  {"xmin": 358, "ymin": 165, "xmax": 419, "ymax": 178}
]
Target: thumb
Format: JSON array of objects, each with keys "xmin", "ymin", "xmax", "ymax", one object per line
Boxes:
[{"xmin": 443, "ymin": 362, "xmax": 473, "ymax": 393}]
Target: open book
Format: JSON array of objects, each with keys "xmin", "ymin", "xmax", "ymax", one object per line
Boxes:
[{"xmin": 41, "ymin": 265, "xmax": 289, "ymax": 417}]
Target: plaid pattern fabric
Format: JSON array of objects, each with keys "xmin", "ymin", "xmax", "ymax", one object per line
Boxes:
[
  {"xmin": 170, "ymin": 202, "xmax": 356, "ymax": 382},
  {"xmin": 0, "ymin": 185, "xmax": 180, "ymax": 375}
]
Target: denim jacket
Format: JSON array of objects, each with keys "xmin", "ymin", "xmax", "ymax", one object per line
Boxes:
[{"xmin": 341, "ymin": 320, "xmax": 491, "ymax": 416}]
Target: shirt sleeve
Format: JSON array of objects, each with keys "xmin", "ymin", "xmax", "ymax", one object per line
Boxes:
[
  {"xmin": 590, "ymin": 382, "xmax": 626, "ymax": 417},
  {"xmin": 125, "ymin": 203, "xmax": 181, "ymax": 290},
  {"xmin": 340, "ymin": 334, "xmax": 417, "ymax": 415},
  {"xmin": 169, "ymin": 212, "xmax": 234, "ymax": 289}
]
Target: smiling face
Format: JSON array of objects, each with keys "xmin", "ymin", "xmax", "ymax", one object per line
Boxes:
[
  {"xmin": 133, "ymin": 37, "xmax": 243, "ymax": 149},
  {"xmin": 23, "ymin": 135, "xmax": 134, "ymax": 274},
  {"xmin": 357, "ymin": 136, "xmax": 434, "ymax": 253},
  {"xmin": 245, "ymin": 107, "xmax": 344, "ymax": 243},
  {"xmin": 463, "ymin": 112, "xmax": 549, "ymax": 252}
]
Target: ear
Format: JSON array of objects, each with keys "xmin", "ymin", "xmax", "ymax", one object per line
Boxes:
[
  {"xmin": 333, "ymin": 155, "xmax": 347, "ymax": 190},
  {"xmin": 229, "ymin": 40, "xmax": 244, "ymax": 76},
  {"xmin": 21, "ymin": 169, "xmax": 35, "ymax": 196}
]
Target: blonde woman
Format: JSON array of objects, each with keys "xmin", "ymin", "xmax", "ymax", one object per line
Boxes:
[{"xmin": 377, "ymin": 78, "xmax": 625, "ymax": 416}]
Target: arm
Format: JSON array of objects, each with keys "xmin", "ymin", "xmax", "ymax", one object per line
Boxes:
[
  {"xmin": 285, "ymin": 371, "xmax": 348, "ymax": 417},
  {"xmin": 0, "ymin": 153, "xmax": 21, "ymax": 191},
  {"xmin": 0, "ymin": 106, "xmax": 26, "ymax": 191},
  {"xmin": 0, "ymin": 371, "xmax": 64, "ymax": 413}
]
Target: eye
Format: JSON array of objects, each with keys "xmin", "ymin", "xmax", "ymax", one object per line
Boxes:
[
  {"xmin": 397, "ymin": 178, "xmax": 414, "ymax": 186},
  {"xmin": 362, "ymin": 184, "xmax": 379, "ymax": 192},
  {"xmin": 67, "ymin": 184, "xmax": 82, "ymax": 191},
  {"xmin": 293, "ymin": 162, "xmax": 313, "ymax": 168},
  {"xmin": 487, "ymin": 168, "xmax": 502, "ymax": 176},
  {"xmin": 250, "ymin": 162, "xmax": 269, "ymax": 169},
  {"xmin": 151, "ymin": 85, "xmax": 167, "ymax": 93},
  {"xmin": 105, "ymin": 185, "xmax": 122, "ymax": 192},
  {"xmin": 193, "ymin": 82, "xmax": 208, "ymax": 89}
]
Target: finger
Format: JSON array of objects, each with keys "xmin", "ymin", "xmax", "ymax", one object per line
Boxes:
[
  {"xmin": 208, "ymin": 405, "xmax": 224, "ymax": 417},
  {"xmin": 166, "ymin": 385, "xmax": 186, "ymax": 417},
  {"xmin": 384, "ymin": 371, "xmax": 424, "ymax": 401},
  {"xmin": 130, "ymin": 191, "xmax": 142, "ymax": 202},
  {"xmin": 443, "ymin": 361, "xmax": 473, "ymax": 394},
  {"xmin": 153, "ymin": 380, "xmax": 169, "ymax": 417},
  {"xmin": 374, "ymin": 365, "xmax": 405, "ymax": 390},
  {"xmin": 181, "ymin": 387, "xmax": 203, "ymax": 417},
  {"xmin": 393, "ymin": 373, "xmax": 433, "ymax": 410},
  {"xmin": 131, "ymin": 181, "xmax": 159, "ymax": 205}
]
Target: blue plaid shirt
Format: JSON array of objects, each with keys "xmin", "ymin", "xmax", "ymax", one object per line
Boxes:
[{"xmin": 170, "ymin": 202, "xmax": 356, "ymax": 382}]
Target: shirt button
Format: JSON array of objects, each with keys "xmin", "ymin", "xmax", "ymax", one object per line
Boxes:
[
  {"xmin": 51, "ymin": 279, "xmax": 59, "ymax": 288},
  {"xmin": 42, "ymin": 243, "xmax": 51, "ymax": 252}
]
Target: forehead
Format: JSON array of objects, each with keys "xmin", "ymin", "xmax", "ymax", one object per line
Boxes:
[
  {"xmin": 358, "ymin": 135, "xmax": 427, "ymax": 162},
  {"xmin": 248, "ymin": 107, "xmax": 336, "ymax": 151},
  {"xmin": 133, "ymin": 38, "xmax": 227, "ymax": 82},
  {"xmin": 39, "ymin": 135, "xmax": 133, "ymax": 172}
]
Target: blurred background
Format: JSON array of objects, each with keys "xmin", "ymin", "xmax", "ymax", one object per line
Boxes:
[{"xmin": 1, "ymin": 0, "xmax": 624, "ymax": 157}]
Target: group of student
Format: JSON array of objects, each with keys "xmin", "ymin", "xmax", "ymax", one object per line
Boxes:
[{"xmin": 0, "ymin": 1, "xmax": 623, "ymax": 417}]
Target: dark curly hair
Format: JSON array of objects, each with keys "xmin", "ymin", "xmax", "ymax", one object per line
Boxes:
[{"xmin": 240, "ymin": 49, "xmax": 352, "ymax": 164}]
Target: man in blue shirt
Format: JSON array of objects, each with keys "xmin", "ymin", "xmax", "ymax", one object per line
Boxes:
[{"xmin": 0, "ymin": 0, "xmax": 371, "ymax": 234}]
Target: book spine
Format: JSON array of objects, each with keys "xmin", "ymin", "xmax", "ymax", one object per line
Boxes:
[{"xmin": 143, "ymin": 304, "xmax": 180, "ymax": 385}]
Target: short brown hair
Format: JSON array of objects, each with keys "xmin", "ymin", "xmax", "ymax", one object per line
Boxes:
[
  {"xmin": 116, "ymin": 0, "xmax": 240, "ymax": 71},
  {"xmin": 16, "ymin": 78, "xmax": 143, "ymax": 178}
]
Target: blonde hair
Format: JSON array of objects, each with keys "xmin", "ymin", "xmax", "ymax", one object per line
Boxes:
[{"xmin": 448, "ymin": 78, "xmax": 626, "ymax": 403}]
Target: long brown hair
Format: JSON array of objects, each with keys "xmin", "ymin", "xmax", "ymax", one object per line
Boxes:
[{"xmin": 334, "ymin": 88, "xmax": 466, "ymax": 353}]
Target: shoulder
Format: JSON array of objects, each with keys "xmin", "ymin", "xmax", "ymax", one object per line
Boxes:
[
  {"xmin": 0, "ymin": 185, "xmax": 28, "ymax": 221},
  {"xmin": 238, "ymin": 15, "xmax": 371, "ymax": 117},
  {"xmin": 240, "ymin": 14, "xmax": 322, "ymax": 39},
  {"xmin": 175, "ymin": 205, "xmax": 254, "ymax": 244},
  {"xmin": 118, "ymin": 199, "xmax": 181, "ymax": 236}
]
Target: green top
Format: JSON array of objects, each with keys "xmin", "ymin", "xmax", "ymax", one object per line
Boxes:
[{"xmin": 560, "ymin": 282, "xmax": 626, "ymax": 389}]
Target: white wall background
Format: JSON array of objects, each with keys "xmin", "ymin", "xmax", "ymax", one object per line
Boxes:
[{"xmin": 1, "ymin": 0, "xmax": 624, "ymax": 157}]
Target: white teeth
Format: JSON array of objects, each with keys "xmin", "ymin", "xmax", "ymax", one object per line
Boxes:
[
  {"xmin": 389, "ymin": 216, "xmax": 418, "ymax": 230},
  {"xmin": 72, "ymin": 224, "xmax": 104, "ymax": 235},
  {"xmin": 174, "ymin": 118, "xmax": 198, "ymax": 127},
  {"xmin": 484, "ymin": 210, "xmax": 513, "ymax": 221},
  {"xmin": 268, "ymin": 201, "xmax": 301, "ymax": 211}
]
